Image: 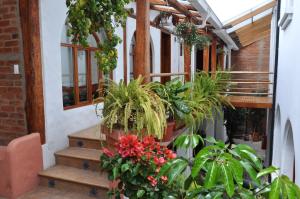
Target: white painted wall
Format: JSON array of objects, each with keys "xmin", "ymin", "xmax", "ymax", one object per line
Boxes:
[
  {"xmin": 272, "ymin": 0, "xmax": 300, "ymax": 185},
  {"xmin": 39, "ymin": 1, "xmax": 182, "ymax": 168}
]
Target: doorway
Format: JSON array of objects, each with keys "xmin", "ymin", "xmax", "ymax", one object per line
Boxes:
[
  {"xmin": 161, "ymin": 32, "xmax": 171, "ymax": 84},
  {"xmin": 196, "ymin": 47, "xmax": 204, "ymax": 72}
]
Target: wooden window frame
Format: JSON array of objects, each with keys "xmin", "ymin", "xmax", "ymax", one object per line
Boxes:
[{"xmin": 61, "ymin": 43, "xmax": 110, "ymax": 110}]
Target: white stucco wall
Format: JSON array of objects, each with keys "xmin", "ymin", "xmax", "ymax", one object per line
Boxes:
[
  {"xmin": 40, "ymin": 1, "xmax": 182, "ymax": 168},
  {"xmin": 272, "ymin": 0, "xmax": 300, "ymax": 184}
]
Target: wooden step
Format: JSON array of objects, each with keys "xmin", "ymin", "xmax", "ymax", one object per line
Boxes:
[
  {"xmin": 68, "ymin": 125, "xmax": 106, "ymax": 149},
  {"xmin": 55, "ymin": 147, "xmax": 102, "ymax": 171},
  {"xmin": 39, "ymin": 165, "xmax": 110, "ymax": 198}
]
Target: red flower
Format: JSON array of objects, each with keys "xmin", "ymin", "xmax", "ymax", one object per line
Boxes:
[
  {"xmin": 102, "ymin": 147, "xmax": 114, "ymax": 157},
  {"xmin": 147, "ymin": 176, "xmax": 158, "ymax": 187},
  {"xmin": 161, "ymin": 176, "xmax": 168, "ymax": 183},
  {"xmin": 154, "ymin": 157, "xmax": 166, "ymax": 165},
  {"xmin": 117, "ymin": 135, "xmax": 144, "ymax": 158}
]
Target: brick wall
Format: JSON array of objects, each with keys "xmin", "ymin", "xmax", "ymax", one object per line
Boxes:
[
  {"xmin": 0, "ymin": 0, "xmax": 27, "ymax": 145},
  {"xmin": 231, "ymin": 35, "xmax": 271, "ymax": 91}
]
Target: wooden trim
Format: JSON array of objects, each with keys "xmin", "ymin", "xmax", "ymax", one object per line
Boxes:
[
  {"xmin": 123, "ymin": 24, "xmax": 128, "ymax": 84},
  {"xmin": 19, "ymin": 0, "xmax": 45, "ymax": 144},
  {"xmin": 61, "ymin": 43, "xmax": 99, "ymax": 51},
  {"xmin": 73, "ymin": 48, "xmax": 79, "ymax": 104},
  {"xmin": 86, "ymin": 50, "xmax": 92, "ymax": 103},
  {"xmin": 225, "ymin": 0, "xmax": 276, "ymax": 27},
  {"xmin": 150, "ymin": 72, "xmax": 187, "ymax": 77}
]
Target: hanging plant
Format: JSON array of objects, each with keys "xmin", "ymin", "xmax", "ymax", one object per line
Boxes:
[
  {"xmin": 175, "ymin": 22, "xmax": 211, "ymax": 49},
  {"xmin": 66, "ymin": 0, "xmax": 132, "ymax": 74}
]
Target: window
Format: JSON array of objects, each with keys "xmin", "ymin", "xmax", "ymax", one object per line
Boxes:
[{"xmin": 61, "ymin": 25, "xmax": 109, "ymax": 109}]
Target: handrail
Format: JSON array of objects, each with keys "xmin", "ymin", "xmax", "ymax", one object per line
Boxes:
[
  {"xmin": 149, "ymin": 72, "xmax": 187, "ymax": 77},
  {"xmin": 221, "ymin": 92, "xmax": 273, "ymax": 96},
  {"xmin": 210, "ymin": 71, "xmax": 274, "ymax": 74}
]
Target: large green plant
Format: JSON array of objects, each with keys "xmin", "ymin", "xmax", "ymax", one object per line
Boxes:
[
  {"xmin": 101, "ymin": 76, "xmax": 167, "ymax": 139},
  {"xmin": 66, "ymin": 0, "xmax": 132, "ymax": 73},
  {"xmin": 183, "ymin": 72, "xmax": 232, "ymax": 132},
  {"xmin": 152, "ymin": 78, "xmax": 192, "ymax": 121},
  {"xmin": 159, "ymin": 137, "xmax": 300, "ymax": 199}
]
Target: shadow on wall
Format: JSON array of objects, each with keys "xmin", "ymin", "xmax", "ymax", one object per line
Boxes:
[
  {"xmin": 0, "ymin": 133, "xmax": 43, "ymax": 199},
  {"xmin": 281, "ymin": 120, "xmax": 295, "ymax": 182}
]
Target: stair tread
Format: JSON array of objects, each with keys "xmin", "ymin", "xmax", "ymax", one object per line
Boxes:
[
  {"xmin": 39, "ymin": 165, "xmax": 109, "ymax": 189},
  {"xmin": 56, "ymin": 147, "xmax": 102, "ymax": 162},
  {"xmin": 68, "ymin": 125, "xmax": 106, "ymax": 141}
]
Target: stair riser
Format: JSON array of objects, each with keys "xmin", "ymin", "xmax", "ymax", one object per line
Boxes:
[
  {"xmin": 69, "ymin": 138, "xmax": 103, "ymax": 150},
  {"xmin": 56, "ymin": 155, "xmax": 100, "ymax": 171},
  {"xmin": 40, "ymin": 177, "xmax": 109, "ymax": 199}
]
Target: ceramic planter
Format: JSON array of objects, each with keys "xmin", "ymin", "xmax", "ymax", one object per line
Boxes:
[{"xmin": 162, "ymin": 121, "xmax": 176, "ymax": 142}]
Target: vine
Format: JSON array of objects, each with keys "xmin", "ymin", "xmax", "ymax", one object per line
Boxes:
[
  {"xmin": 175, "ymin": 22, "xmax": 211, "ymax": 49},
  {"xmin": 66, "ymin": 0, "xmax": 132, "ymax": 74}
]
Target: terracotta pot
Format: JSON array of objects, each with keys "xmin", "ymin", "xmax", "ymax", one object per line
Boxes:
[
  {"xmin": 174, "ymin": 120, "xmax": 185, "ymax": 131},
  {"xmin": 101, "ymin": 125, "xmax": 127, "ymax": 148},
  {"xmin": 162, "ymin": 121, "xmax": 176, "ymax": 142}
]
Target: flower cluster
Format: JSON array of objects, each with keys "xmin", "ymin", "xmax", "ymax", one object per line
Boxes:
[{"xmin": 100, "ymin": 135, "xmax": 178, "ymax": 198}]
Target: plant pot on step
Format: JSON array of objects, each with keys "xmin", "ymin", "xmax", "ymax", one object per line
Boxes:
[
  {"xmin": 162, "ymin": 121, "xmax": 176, "ymax": 142},
  {"xmin": 101, "ymin": 125, "xmax": 127, "ymax": 148}
]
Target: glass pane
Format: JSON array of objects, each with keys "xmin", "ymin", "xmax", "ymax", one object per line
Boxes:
[
  {"xmin": 77, "ymin": 50, "xmax": 88, "ymax": 102},
  {"xmin": 61, "ymin": 46, "xmax": 75, "ymax": 107},
  {"xmin": 91, "ymin": 51, "xmax": 100, "ymax": 99}
]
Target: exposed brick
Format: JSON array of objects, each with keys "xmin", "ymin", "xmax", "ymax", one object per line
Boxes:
[{"xmin": 0, "ymin": 0, "xmax": 27, "ymax": 144}]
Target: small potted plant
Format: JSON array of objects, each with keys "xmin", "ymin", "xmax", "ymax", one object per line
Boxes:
[
  {"xmin": 100, "ymin": 135, "xmax": 181, "ymax": 199},
  {"xmin": 152, "ymin": 78, "xmax": 192, "ymax": 141},
  {"xmin": 99, "ymin": 76, "xmax": 167, "ymax": 145}
]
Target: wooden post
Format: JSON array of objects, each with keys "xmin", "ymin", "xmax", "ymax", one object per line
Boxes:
[
  {"xmin": 203, "ymin": 45, "xmax": 210, "ymax": 72},
  {"xmin": 135, "ymin": 0, "xmax": 150, "ymax": 82},
  {"xmin": 184, "ymin": 43, "xmax": 191, "ymax": 81},
  {"xmin": 19, "ymin": 0, "xmax": 45, "ymax": 144},
  {"xmin": 211, "ymin": 39, "xmax": 217, "ymax": 75}
]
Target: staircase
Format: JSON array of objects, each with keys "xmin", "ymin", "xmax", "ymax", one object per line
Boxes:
[{"xmin": 20, "ymin": 126, "xmax": 110, "ymax": 199}]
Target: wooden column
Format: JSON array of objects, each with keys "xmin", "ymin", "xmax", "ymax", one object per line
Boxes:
[
  {"xmin": 184, "ymin": 43, "xmax": 191, "ymax": 81},
  {"xmin": 123, "ymin": 24, "xmax": 128, "ymax": 84},
  {"xmin": 211, "ymin": 39, "xmax": 217, "ymax": 74},
  {"xmin": 19, "ymin": 0, "xmax": 45, "ymax": 144},
  {"xmin": 203, "ymin": 45, "xmax": 210, "ymax": 72},
  {"xmin": 134, "ymin": 0, "xmax": 150, "ymax": 82}
]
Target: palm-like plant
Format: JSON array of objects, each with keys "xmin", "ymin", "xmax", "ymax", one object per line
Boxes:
[{"xmin": 101, "ymin": 76, "xmax": 167, "ymax": 139}]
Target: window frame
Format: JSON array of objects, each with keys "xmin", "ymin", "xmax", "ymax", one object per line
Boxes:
[{"xmin": 61, "ymin": 43, "xmax": 111, "ymax": 110}]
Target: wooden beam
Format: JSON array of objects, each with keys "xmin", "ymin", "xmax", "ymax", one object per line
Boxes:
[
  {"xmin": 203, "ymin": 45, "xmax": 209, "ymax": 72},
  {"xmin": 19, "ymin": 0, "xmax": 45, "ymax": 144},
  {"xmin": 167, "ymin": 0, "xmax": 202, "ymax": 24},
  {"xmin": 135, "ymin": 0, "xmax": 151, "ymax": 82},
  {"xmin": 225, "ymin": 0, "xmax": 276, "ymax": 27},
  {"xmin": 184, "ymin": 43, "xmax": 191, "ymax": 81}
]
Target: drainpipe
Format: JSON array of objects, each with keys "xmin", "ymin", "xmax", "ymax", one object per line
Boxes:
[{"xmin": 268, "ymin": 0, "xmax": 281, "ymax": 167}]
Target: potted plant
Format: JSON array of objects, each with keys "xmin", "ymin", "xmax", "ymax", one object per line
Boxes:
[
  {"xmin": 99, "ymin": 76, "xmax": 167, "ymax": 145},
  {"xmin": 152, "ymin": 78, "xmax": 192, "ymax": 141},
  {"xmin": 100, "ymin": 135, "xmax": 181, "ymax": 199},
  {"xmin": 175, "ymin": 22, "xmax": 211, "ymax": 49}
]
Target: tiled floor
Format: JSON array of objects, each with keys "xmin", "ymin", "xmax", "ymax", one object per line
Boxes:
[{"xmin": 18, "ymin": 186, "xmax": 99, "ymax": 199}]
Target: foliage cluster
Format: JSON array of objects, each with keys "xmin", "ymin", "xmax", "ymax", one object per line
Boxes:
[
  {"xmin": 66, "ymin": 0, "xmax": 132, "ymax": 73},
  {"xmin": 175, "ymin": 22, "xmax": 211, "ymax": 49}
]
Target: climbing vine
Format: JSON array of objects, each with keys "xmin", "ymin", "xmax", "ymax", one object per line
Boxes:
[
  {"xmin": 175, "ymin": 22, "xmax": 211, "ymax": 49},
  {"xmin": 66, "ymin": 0, "xmax": 132, "ymax": 74}
]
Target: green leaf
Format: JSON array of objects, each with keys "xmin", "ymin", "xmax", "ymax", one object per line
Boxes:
[
  {"xmin": 269, "ymin": 177, "xmax": 281, "ymax": 199},
  {"xmin": 121, "ymin": 163, "xmax": 130, "ymax": 173},
  {"xmin": 221, "ymin": 164, "xmax": 235, "ymax": 197},
  {"xmin": 204, "ymin": 161, "xmax": 218, "ymax": 189},
  {"xmin": 168, "ymin": 159, "xmax": 188, "ymax": 185},
  {"xmin": 137, "ymin": 189, "xmax": 145, "ymax": 198},
  {"xmin": 112, "ymin": 167, "xmax": 119, "ymax": 180},
  {"xmin": 240, "ymin": 161, "xmax": 260, "ymax": 185},
  {"xmin": 191, "ymin": 157, "xmax": 209, "ymax": 178},
  {"xmin": 205, "ymin": 136, "xmax": 217, "ymax": 144},
  {"xmin": 257, "ymin": 166, "xmax": 278, "ymax": 179}
]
